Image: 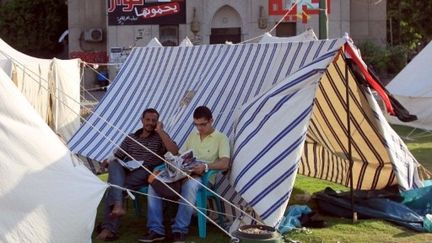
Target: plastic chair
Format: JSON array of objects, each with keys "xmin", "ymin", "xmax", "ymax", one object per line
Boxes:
[
  {"xmin": 133, "ymin": 164, "xmax": 165, "ymax": 216},
  {"xmin": 133, "ymin": 166, "xmax": 225, "ymax": 238},
  {"xmin": 133, "ymin": 186, "xmax": 150, "ymax": 216},
  {"xmin": 196, "ymin": 169, "xmax": 225, "ymax": 238}
]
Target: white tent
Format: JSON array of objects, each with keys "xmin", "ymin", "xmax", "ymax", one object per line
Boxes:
[
  {"xmin": 50, "ymin": 58, "xmax": 82, "ymax": 139},
  {"xmin": 386, "ymin": 41, "xmax": 432, "ymax": 130},
  {"xmin": 259, "ymin": 28, "xmax": 318, "ymax": 43},
  {"xmin": 146, "ymin": 37, "xmax": 163, "ymax": 47},
  {"xmin": 179, "ymin": 36, "xmax": 194, "ymax": 47},
  {"xmin": 0, "ymin": 39, "xmax": 81, "ymax": 140},
  {"xmin": 0, "ymin": 54, "xmax": 12, "ymax": 75},
  {"xmin": 68, "ymin": 37, "xmax": 423, "ymax": 227},
  {"xmin": 0, "ymin": 68, "xmax": 107, "ymax": 242}
]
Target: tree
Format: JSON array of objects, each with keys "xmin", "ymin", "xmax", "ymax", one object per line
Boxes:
[
  {"xmin": 0, "ymin": 0, "xmax": 67, "ymax": 58},
  {"xmin": 388, "ymin": 1, "xmax": 432, "ymax": 53}
]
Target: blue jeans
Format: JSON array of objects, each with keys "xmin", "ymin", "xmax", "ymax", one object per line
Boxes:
[
  {"xmin": 102, "ymin": 160, "xmax": 152, "ymax": 233},
  {"xmin": 147, "ymin": 177, "xmax": 202, "ymax": 235}
]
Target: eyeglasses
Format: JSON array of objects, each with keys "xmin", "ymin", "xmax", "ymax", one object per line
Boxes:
[{"xmin": 193, "ymin": 121, "xmax": 209, "ymax": 127}]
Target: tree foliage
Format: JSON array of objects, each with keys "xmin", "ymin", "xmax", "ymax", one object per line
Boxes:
[
  {"xmin": 357, "ymin": 1, "xmax": 432, "ymax": 76},
  {"xmin": 388, "ymin": 0, "xmax": 432, "ymax": 53},
  {"xmin": 0, "ymin": 0, "xmax": 67, "ymax": 58},
  {"xmin": 357, "ymin": 40, "xmax": 407, "ymax": 76}
]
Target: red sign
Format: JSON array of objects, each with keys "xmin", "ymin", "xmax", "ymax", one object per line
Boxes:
[
  {"xmin": 268, "ymin": 0, "xmax": 330, "ymax": 23},
  {"xmin": 70, "ymin": 51, "xmax": 108, "ymax": 63},
  {"xmin": 107, "ymin": 0, "xmax": 186, "ymax": 25}
]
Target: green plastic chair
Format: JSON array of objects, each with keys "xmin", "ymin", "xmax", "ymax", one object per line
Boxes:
[
  {"xmin": 133, "ymin": 164, "xmax": 165, "ymax": 216},
  {"xmin": 133, "ymin": 166, "xmax": 225, "ymax": 238},
  {"xmin": 196, "ymin": 169, "xmax": 225, "ymax": 238}
]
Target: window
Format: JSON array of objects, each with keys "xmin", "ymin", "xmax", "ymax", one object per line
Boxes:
[
  {"xmin": 210, "ymin": 27, "xmax": 241, "ymax": 44},
  {"xmin": 276, "ymin": 22, "xmax": 296, "ymax": 37},
  {"xmin": 159, "ymin": 25, "xmax": 179, "ymax": 46}
]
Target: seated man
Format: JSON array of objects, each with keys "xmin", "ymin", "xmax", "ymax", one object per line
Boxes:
[
  {"xmin": 96, "ymin": 108, "xmax": 178, "ymax": 241},
  {"xmin": 140, "ymin": 106, "xmax": 230, "ymax": 243}
]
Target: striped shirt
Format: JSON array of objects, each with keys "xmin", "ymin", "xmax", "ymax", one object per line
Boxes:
[{"xmin": 114, "ymin": 129, "xmax": 167, "ymax": 166}]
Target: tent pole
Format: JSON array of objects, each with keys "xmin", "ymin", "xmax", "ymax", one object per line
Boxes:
[
  {"xmin": 345, "ymin": 60, "xmax": 357, "ymax": 223},
  {"xmin": 319, "ymin": 0, "xmax": 328, "ymax": 39}
]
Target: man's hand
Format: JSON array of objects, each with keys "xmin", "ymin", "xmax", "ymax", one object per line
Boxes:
[
  {"xmin": 191, "ymin": 163, "xmax": 206, "ymax": 176},
  {"xmin": 155, "ymin": 121, "xmax": 179, "ymax": 155},
  {"xmin": 155, "ymin": 121, "xmax": 164, "ymax": 133}
]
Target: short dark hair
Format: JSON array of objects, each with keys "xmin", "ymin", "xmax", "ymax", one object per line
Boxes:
[
  {"xmin": 193, "ymin": 106, "xmax": 212, "ymax": 120},
  {"xmin": 142, "ymin": 108, "xmax": 159, "ymax": 119}
]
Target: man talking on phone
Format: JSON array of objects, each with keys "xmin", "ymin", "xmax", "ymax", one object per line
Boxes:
[{"xmin": 96, "ymin": 108, "xmax": 178, "ymax": 241}]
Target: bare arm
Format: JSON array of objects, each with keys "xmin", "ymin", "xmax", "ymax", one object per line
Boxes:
[
  {"xmin": 208, "ymin": 157, "xmax": 230, "ymax": 170},
  {"xmin": 155, "ymin": 121, "xmax": 179, "ymax": 155},
  {"xmin": 191, "ymin": 157, "xmax": 230, "ymax": 175}
]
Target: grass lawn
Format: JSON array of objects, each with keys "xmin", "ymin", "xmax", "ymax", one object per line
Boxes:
[
  {"xmin": 393, "ymin": 125, "xmax": 432, "ymax": 172},
  {"xmin": 93, "ymin": 125, "xmax": 432, "ymax": 242}
]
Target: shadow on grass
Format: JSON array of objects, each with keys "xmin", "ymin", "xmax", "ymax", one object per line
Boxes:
[
  {"xmin": 289, "ymin": 187, "xmax": 313, "ymax": 205},
  {"xmin": 93, "ymin": 195, "xmax": 230, "ymax": 243},
  {"xmin": 392, "ymin": 231, "xmax": 419, "ymax": 238},
  {"xmin": 410, "ymin": 147, "xmax": 432, "ymax": 172}
]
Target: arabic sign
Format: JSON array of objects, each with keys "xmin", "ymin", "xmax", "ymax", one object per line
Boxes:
[
  {"xmin": 108, "ymin": 0, "xmax": 186, "ymax": 26},
  {"xmin": 268, "ymin": 0, "xmax": 330, "ymax": 23},
  {"xmin": 70, "ymin": 51, "xmax": 108, "ymax": 63}
]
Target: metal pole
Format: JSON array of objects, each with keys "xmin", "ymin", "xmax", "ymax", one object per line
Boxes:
[
  {"xmin": 319, "ymin": 0, "xmax": 328, "ymax": 39},
  {"xmin": 346, "ymin": 61, "xmax": 357, "ymax": 223}
]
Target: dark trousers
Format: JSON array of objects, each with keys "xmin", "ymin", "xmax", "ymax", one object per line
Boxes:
[{"xmin": 102, "ymin": 160, "xmax": 152, "ymax": 233}]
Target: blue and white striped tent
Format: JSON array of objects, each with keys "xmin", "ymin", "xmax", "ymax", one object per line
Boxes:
[{"xmin": 68, "ymin": 38, "xmax": 423, "ymax": 226}]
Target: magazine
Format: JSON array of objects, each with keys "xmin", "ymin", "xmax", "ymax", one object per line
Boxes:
[
  {"xmin": 158, "ymin": 150, "xmax": 206, "ymax": 183},
  {"xmin": 116, "ymin": 159, "xmax": 144, "ymax": 171},
  {"xmin": 178, "ymin": 150, "xmax": 203, "ymax": 172}
]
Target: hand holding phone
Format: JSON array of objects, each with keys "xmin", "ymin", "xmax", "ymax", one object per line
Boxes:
[{"xmin": 155, "ymin": 121, "xmax": 164, "ymax": 133}]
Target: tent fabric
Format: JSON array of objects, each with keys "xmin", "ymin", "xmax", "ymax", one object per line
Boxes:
[
  {"xmin": 0, "ymin": 56, "xmax": 12, "ymax": 76},
  {"xmin": 401, "ymin": 184, "xmax": 432, "ymax": 216},
  {"xmin": 69, "ymin": 39, "xmax": 345, "ymax": 160},
  {"xmin": 69, "ymin": 44, "xmax": 223, "ymax": 159},
  {"xmin": 222, "ymin": 51, "xmax": 422, "ymax": 225},
  {"xmin": 314, "ymin": 187, "xmax": 427, "ymax": 232},
  {"xmin": 301, "ymin": 56, "xmax": 421, "ymax": 190},
  {"xmin": 0, "ymin": 38, "xmax": 51, "ymax": 122},
  {"xmin": 0, "ymin": 69, "xmax": 107, "ymax": 242},
  {"xmin": 259, "ymin": 29, "xmax": 317, "ymax": 43},
  {"xmin": 51, "ymin": 58, "xmax": 81, "ymax": 140},
  {"xmin": 344, "ymin": 43, "xmax": 394, "ymax": 115},
  {"xmin": 385, "ymin": 41, "xmax": 432, "ymax": 130},
  {"xmin": 364, "ymin": 87, "xmax": 423, "ymax": 190},
  {"xmin": 301, "ymin": 56, "xmax": 396, "ymax": 190},
  {"xmin": 68, "ymin": 38, "xmax": 423, "ymax": 227},
  {"xmin": 179, "ymin": 37, "xmax": 194, "ymax": 47},
  {"xmin": 0, "ymin": 39, "xmax": 81, "ymax": 141},
  {"xmin": 146, "ymin": 37, "xmax": 163, "ymax": 47},
  {"xmin": 230, "ymin": 53, "xmax": 330, "ymax": 224}
]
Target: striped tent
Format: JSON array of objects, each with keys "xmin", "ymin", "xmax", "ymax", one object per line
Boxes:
[
  {"xmin": 222, "ymin": 49, "xmax": 422, "ymax": 225},
  {"xmin": 68, "ymin": 38, "xmax": 423, "ymax": 226}
]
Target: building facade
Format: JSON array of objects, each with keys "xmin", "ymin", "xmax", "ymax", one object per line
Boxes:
[{"xmin": 67, "ymin": 0, "xmax": 386, "ymax": 83}]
